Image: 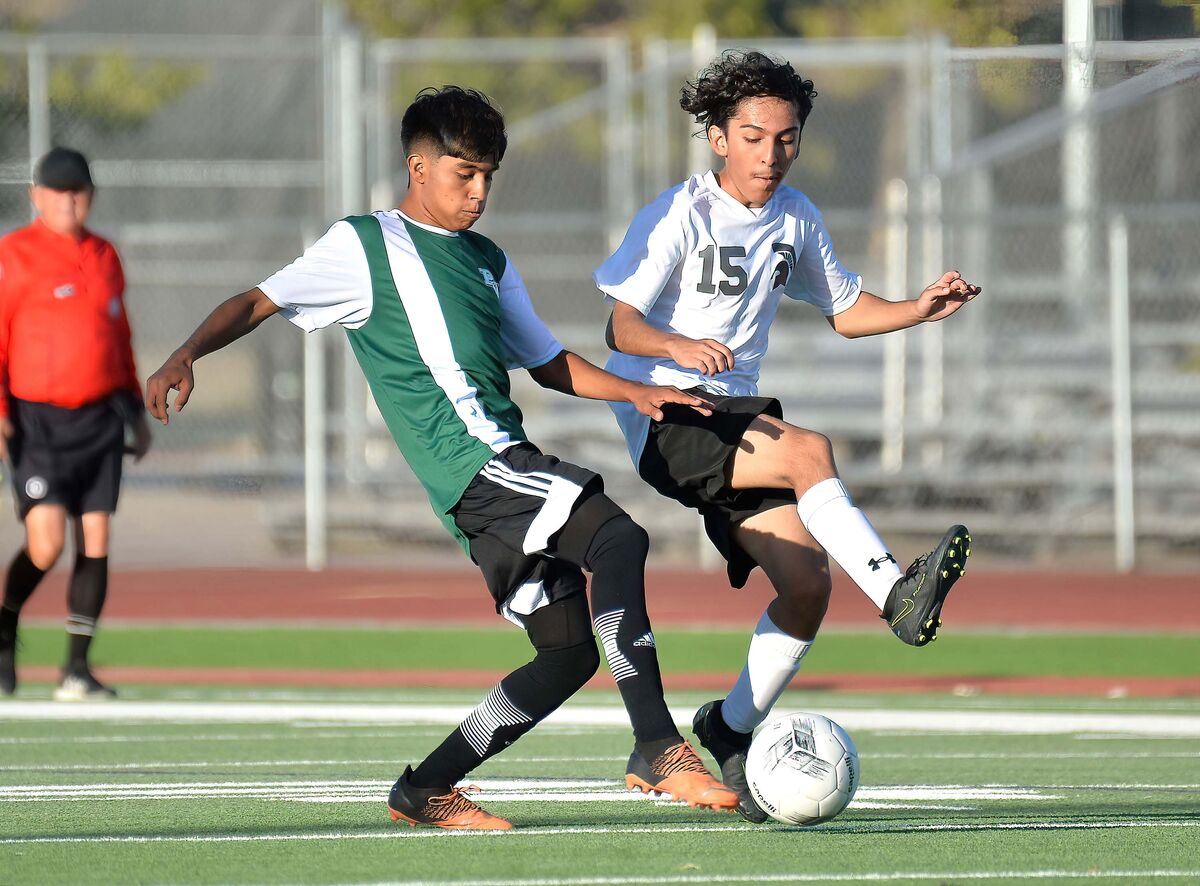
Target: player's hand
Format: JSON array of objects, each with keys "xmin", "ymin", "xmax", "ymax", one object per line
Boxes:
[
  {"xmin": 630, "ymin": 385, "xmax": 714, "ymax": 422},
  {"xmin": 915, "ymin": 270, "xmax": 981, "ymax": 323},
  {"xmin": 146, "ymin": 355, "xmax": 195, "ymax": 425},
  {"xmin": 0, "ymin": 415, "xmax": 12, "ymax": 462},
  {"xmin": 666, "ymin": 336, "xmax": 735, "ymax": 376}
]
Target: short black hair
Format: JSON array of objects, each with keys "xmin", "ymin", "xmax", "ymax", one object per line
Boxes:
[
  {"xmin": 680, "ymin": 51, "xmax": 817, "ymax": 134},
  {"xmin": 400, "ymin": 86, "xmax": 507, "ymax": 164}
]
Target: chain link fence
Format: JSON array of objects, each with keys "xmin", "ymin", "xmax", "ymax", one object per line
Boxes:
[{"xmin": 1, "ymin": 6, "xmax": 1197, "ymax": 569}]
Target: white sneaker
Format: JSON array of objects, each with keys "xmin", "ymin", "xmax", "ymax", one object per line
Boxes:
[{"xmin": 53, "ymin": 671, "xmax": 117, "ymax": 702}]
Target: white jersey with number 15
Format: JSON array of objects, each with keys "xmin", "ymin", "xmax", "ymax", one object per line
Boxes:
[{"xmin": 594, "ymin": 169, "xmax": 862, "ymax": 463}]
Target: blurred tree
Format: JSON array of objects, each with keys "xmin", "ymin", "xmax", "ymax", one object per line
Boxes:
[
  {"xmin": 345, "ymin": 0, "xmax": 1056, "ymax": 43},
  {"xmin": 0, "ymin": 1, "xmax": 205, "ymax": 165}
]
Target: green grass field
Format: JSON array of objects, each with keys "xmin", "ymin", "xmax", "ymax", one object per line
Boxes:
[
  {"xmin": 12, "ymin": 623, "xmax": 1200, "ymax": 677},
  {"xmin": 3, "ymin": 625, "xmax": 1199, "ymax": 884}
]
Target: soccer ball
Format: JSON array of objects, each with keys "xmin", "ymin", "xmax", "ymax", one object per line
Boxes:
[{"xmin": 744, "ymin": 711, "xmax": 859, "ymax": 825}]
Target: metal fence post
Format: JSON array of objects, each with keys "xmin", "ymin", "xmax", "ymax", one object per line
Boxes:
[
  {"xmin": 882, "ymin": 179, "xmax": 909, "ymax": 473},
  {"xmin": 604, "ymin": 36, "xmax": 636, "ymax": 254},
  {"xmin": 687, "ymin": 24, "xmax": 717, "ymax": 176},
  {"xmin": 338, "ymin": 26, "xmax": 368, "ymax": 490},
  {"xmin": 641, "ymin": 38, "xmax": 672, "ymax": 203},
  {"xmin": 304, "ymin": 325, "xmax": 329, "ymax": 572},
  {"xmin": 303, "ymin": 1, "xmax": 343, "ymax": 571},
  {"xmin": 26, "ymin": 39, "xmax": 50, "ymax": 217},
  {"xmin": 1063, "ymin": 0, "xmax": 1097, "ymax": 328},
  {"xmin": 1108, "ymin": 215, "xmax": 1136, "ymax": 572},
  {"xmin": 920, "ymin": 174, "xmax": 944, "ymax": 468}
]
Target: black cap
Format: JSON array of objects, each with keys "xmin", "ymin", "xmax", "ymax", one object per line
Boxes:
[{"xmin": 33, "ymin": 147, "xmax": 93, "ymax": 191}]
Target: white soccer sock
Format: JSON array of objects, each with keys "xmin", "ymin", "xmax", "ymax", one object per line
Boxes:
[
  {"xmin": 721, "ymin": 609, "xmax": 812, "ymax": 735},
  {"xmin": 797, "ymin": 478, "xmax": 902, "ymax": 611}
]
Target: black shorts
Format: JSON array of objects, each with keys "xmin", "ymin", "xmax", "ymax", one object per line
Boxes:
[
  {"xmin": 6, "ymin": 397, "xmax": 126, "ymax": 519},
  {"xmin": 637, "ymin": 388, "xmax": 796, "ymax": 588},
  {"xmin": 453, "ymin": 443, "xmax": 603, "ymax": 624}
]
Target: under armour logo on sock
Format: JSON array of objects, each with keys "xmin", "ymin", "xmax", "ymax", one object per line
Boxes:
[
  {"xmin": 868, "ymin": 553, "xmax": 897, "ymax": 571},
  {"xmin": 632, "ymin": 632, "xmax": 656, "ymax": 648}
]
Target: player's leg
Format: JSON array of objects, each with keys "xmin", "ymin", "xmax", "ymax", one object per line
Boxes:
[
  {"xmin": 1, "ymin": 504, "xmax": 67, "ymax": 696},
  {"xmin": 729, "ymin": 413, "xmax": 969, "ymax": 646},
  {"xmin": 388, "ymin": 589, "xmax": 600, "ymax": 829},
  {"xmin": 552, "ymin": 492, "xmax": 737, "ymax": 810},
  {"xmin": 693, "ymin": 505, "xmax": 830, "ymax": 822},
  {"xmin": 53, "ymin": 512, "xmax": 117, "ymax": 701},
  {"xmin": 54, "ymin": 406, "xmax": 124, "ymax": 701}
]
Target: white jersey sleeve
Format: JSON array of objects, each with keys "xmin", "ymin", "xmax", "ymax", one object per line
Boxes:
[
  {"xmin": 789, "ymin": 204, "xmax": 861, "ymax": 316},
  {"xmin": 592, "ymin": 188, "xmax": 688, "ymax": 315},
  {"xmin": 258, "ymin": 220, "xmax": 373, "ymax": 332},
  {"xmin": 497, "ymin": 257, "xmax": 563, "ymax": 370}
]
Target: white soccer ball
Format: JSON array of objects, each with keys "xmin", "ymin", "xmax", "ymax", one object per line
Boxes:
[{"xmin": 744, "ymin": 711, "xmax": 859, "ymax": 825}]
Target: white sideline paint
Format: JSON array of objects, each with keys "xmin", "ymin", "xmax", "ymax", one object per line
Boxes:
[
  {"xmin": 320, "ymin": 872, "xmax": 1200, "ymax": 884},
  {"xmin": 0, "ymin": 779, "xmax": 1058, "ymax": 806},
  {"xmin": 327, "ymin": 873, "xmax": 1200, "ymax": 885},
  {"xmin": 5, "ymin": 750, "xmax": 1199, "ymax": 772},
  {"xmin": 4, "ymin": 701, "xmax": 1200, "ymax": 736},
  {"xmin": 1, "ymin": 821, "xmax": 1197, "ymax": 846}
]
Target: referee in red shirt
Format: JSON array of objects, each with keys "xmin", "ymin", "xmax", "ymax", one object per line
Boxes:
[{"xmin": 0, "ymin": 147, "xmax": 151, "ymax": 700}]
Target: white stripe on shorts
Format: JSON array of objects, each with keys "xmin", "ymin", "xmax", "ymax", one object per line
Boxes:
[{"xmin": 480, "ymin": 463, "xmax": 550, "ymax": 498}]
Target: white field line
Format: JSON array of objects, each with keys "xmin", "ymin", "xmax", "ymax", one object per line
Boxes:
[
  {"xmin": 6, "ymin": 750, "xmax": 1200, "ymax": 773},
  {"xmin": 2, "ymin": 820, "xmax": 1198, "ymax": 845},
  {"xmin": 0, "ymin": 729, "xmax": 455, "ymax": 745},
  {"xmin": 321, "ymin": 871, "xmax": 1200, "ymax": 885},
  {"xmin": 323, "ymin": 873, "xmax": 1200, "ymax": 885},
  {"xmin": 0, "ymin": 756, "xmax": 628, "ymax": 771},
  {"xmin": 0, "ymin": 780, "xmax": 1057, "ymax": 805},
  {"xmin": 5, "ymin": 701, "xmax": 1200, "ymax": 736}
]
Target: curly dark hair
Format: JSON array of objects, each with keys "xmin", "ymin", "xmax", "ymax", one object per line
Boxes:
[
  {"xmin": 401, "ymin": 86, "xmax": 507, "ymax": 164},
  {"xmin": 680, "ymin": 50, "xmax": 816, "ymax": 134}
]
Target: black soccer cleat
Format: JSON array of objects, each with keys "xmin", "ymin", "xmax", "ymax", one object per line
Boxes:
[
  {"xmin": 53, "ymin": 668, "xmax": 118, "ymax": 702},
  {"xmin": 387, "ymin": 766, "xmax": 512, "ymax": 830},
  {"xmin": 881, "ymin": 524, "xmax": 971, "ymax": 647},
  {"xmin": 691, "ymin": 700, "xmax": 769, "ymax": 823}
]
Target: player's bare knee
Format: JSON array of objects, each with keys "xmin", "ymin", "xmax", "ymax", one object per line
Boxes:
[
  {"xmin": 25, "ymin": 539, "xmax": 64, "ymax": 571},
  {"xmin": 783, "ymin": 429, "xmax": 836, "ymax": 489},
  {"xmin": 776, "ymin": 572, "xmax": 832, "ymax": 615},
  {"xmin": 798, "ymin": 429, "xmax": 834, "ymax": 468}
]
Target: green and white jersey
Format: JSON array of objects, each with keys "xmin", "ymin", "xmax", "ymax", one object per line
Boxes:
[{"xmin": 258, "ymin": 210, "xmax": 563, "ymax": 549}]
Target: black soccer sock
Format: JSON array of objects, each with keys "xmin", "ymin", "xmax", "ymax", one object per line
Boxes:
[
  {"xmin": 65, "ymin": 555, "xmax": 108, "ymax": 671},
  {"xmin": 556, "ymin": 498, "xmax": 681, "ymax": 747},
  {"xmin": 410, "ymin": 596, "xmax": 599, "ymax": 790},
  {"xmin": 1, "ymin": 549, "xmax": 47, "ymax": 649}
]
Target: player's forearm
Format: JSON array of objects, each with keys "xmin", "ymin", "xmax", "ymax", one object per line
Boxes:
[
  {"xmin": 609, "ymin": 307, "xmax": 686, "ymax": 360},
  {"xmin": 172, "ymin": 288, "xmax": 279, "ymax": 364},
  {"xmin": 827, "ymin": 291, "xmax": 923, "ymax": 338},
  {"xmin": 530, "ymin": 350, "xmax": 641, "ymax": 403}
]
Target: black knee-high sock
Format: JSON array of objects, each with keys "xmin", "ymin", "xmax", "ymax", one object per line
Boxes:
[
  {"xmin": 557, "ymin": 501, "xmax": 680, "ymax": 749},
  {"xmin": 1, "ymin": 549, "xmax": 47, "ymax": 649},
  {"xmin": 65, "ymin": 555, "xmax": 108, "ymax": 670},
  {"xmin": 410, "ymin": 598, "xmax": 599, "ymax": 790}
]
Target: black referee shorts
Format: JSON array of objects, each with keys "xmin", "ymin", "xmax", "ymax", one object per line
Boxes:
[
  {"xmin": 637, "ymin": 388, "xmax": 797, "ymax": 589},
  {"xmin": 6, "ymin": 397, "xmax": 125, "ymax": 520},
  {"xmin": 453, "ymin": 443, "xmax": 604, "ymax": 625}
]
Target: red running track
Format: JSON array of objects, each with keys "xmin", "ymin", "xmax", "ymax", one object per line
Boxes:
[{"xmin": 17, "ymin": 567, "xmax": 1200, "ymax": 630}]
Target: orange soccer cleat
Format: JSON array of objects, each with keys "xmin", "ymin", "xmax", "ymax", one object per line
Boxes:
[{"xmin": 625, "ymin": 739, "xmax": 739, "ymax": 811}]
